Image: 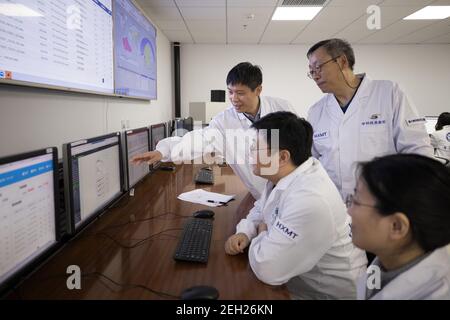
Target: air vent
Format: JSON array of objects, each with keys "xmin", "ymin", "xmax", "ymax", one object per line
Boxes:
[{"xmin": 281, "ymin": 0, "xmax": 327, "ymax": 6}]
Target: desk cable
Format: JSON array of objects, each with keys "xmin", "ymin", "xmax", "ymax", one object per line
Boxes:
[
  {"xmin": 15, "ymin": 271, "xmax": 180, "ymax": 300},
  {"xmin": 89, "ymin": 227, "xmax": 183, "ymax": 249},
  {"xmin": 82, "ymin": 272, "xmax": 180, "ymax": 299},
  {"xmin": 97, "ymin": 211, "xmax": 190, "ymax": 233}
]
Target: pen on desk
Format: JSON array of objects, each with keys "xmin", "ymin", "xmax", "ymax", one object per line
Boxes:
[{"xmin": 207, "ymin": 200, "xmax": 227, "ymax": 205}]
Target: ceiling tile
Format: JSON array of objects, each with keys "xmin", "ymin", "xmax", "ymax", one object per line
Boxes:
[
  {"xmin": 227, "ymin": 0, "xmax": 278, "ymax": 6},
  {"xmin": 227, "ymin": 6, "xmax": 274, "ymax": 21},
  {"xmin": 179, "ymin": 7, "xmax": 225, "ymax": 19},
  {"xmin": 260, "ymin": 21, "xmax": 309, "ymax": 44},
  {"xmin": 358, "ymin": 20, "xmax": 435, "ymax": 43},
  {"xmin": 140, "ymin": 6, "xmax": 182, "ymax": 20},
  {"xmin": 153, "ymin": 19, "xmax": 187, "ymax": 30},
  {"xmin": 334, "ymin": 5, "xmax": 426, "ymax": 43},
  {"xmin": 380, "ymin": 0, "xmax": 434, "ymax": 6},
  {"xmin": 162, "ymin": 29, "xmax": 194, "ymax": 43},
  {"xmin": 185, "ymin": 20, "xmax": 226, "ymax": 32},
  {"xmin": 228, "ymin": 21, "xmax": 267, "ymax": 44},
  {"xmin": 175, "ymin": 0, "xmax": 225, "ymax": 6},
  {"xmin": 137, "ymin": 0, "xmax": 176, "ymax": 7},
  {"xmin": 423, "ymin": 31, "xmax": 450, "ymax": 43},
  {"xmin": 329, "ymin": 0, "xmax": 383, "ymax": 6},
  {"xmin": 395, "ymin": 18, "xmax": 450, "ymax": 43},
  {"xmin": 293, "ymin": 6, "xmax": 366, "ymax": 43}
]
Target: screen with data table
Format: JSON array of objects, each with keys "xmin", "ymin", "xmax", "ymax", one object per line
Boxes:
[
  {"xmin": 0, "ymin": 0, "xmax": 114, "ymax": 94},
  {"xmin": 0, "ymin": 148, "xmax": 59, "ymax": 292}
]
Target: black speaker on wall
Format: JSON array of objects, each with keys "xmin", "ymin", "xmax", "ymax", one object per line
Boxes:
[{"xmin": 211, "ymin": 90, "xmax": 226, "ymax": 102}]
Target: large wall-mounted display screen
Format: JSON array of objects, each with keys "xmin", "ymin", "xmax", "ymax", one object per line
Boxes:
[
  {"xmin": 113, "ymin": 0, "xmax": 157, "ymax": 100},
  {"xmin": 0, "ymin": 0, "xmax": 114, "ymax": 94}
]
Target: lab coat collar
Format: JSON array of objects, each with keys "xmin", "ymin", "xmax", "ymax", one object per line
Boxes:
[
  {"xmin": 267, "ymin": 157, "xmax": 315, "ymax": 192},
  {"xmin": 370, "ymin": 247, "xmax": 450, "ymax": 300},
  {"xmin": 326, "ymin": 73, "xmax": 371, "ymax": 122},
  {"xmin": 236, "ymin": 96, "xmax": 266, "ymax": 122}
]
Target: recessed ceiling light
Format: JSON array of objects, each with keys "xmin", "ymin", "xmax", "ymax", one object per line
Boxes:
[
  {"xmin": 403, "ymin": 6, "xmax": 450, "ymax": 20},
  {"xmin": 272, "ymin": 6, "xmax": 322, "ymax": 21},
  {"xmin": 0, "ymin": 4, "xmax": 42, "ymax": 17}
]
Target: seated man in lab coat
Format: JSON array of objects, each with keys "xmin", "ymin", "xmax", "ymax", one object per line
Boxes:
[
  {"xmin": 225, "ymin": 111, "xmax": 367, "ymax": 300},
  {"xmin": 131, "ymin": 62, "xmax": 296, "ymax": 199},
  {"xmin": 306, "ymin": 38, "xmax": 434, "ymax": 202},
  {"xmin": 348, "ymin": 154, "xmax": 450, "ymax": 299}
]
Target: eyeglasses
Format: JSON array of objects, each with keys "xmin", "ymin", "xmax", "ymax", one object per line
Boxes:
[
  {"xmin": 307, "ymin": 55, "xmax": 341, "ymax": 79},
  {"xmin": 345, "ymin": 194, "xmax": 378, "ymax": 209}
]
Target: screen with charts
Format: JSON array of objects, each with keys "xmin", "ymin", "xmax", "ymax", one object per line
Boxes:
[
  {"xmin": 113, "ymin": 0, "xmax": 157, "ymax": 99},
  {"xmin": 63, "ymin": 133, "xmax": 122, "ymax": 234},
  {"xmin": 124, "ymin": 127, "xmax": 150, "ymax": 189},
  {"xmin": 0, "ymin": 0, "xmax": 114, "ymax": 94},
  {"xmin": 0, "ymin": 148, "xmax": 58, "ymax": 291}
]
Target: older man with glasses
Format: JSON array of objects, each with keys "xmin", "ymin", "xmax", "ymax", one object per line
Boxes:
[{"xmin": 306, "ymin": 38, "xmax": 433, "ymax": 204}]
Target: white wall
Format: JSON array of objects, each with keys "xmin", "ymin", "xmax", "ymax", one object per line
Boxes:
[
  {"xmin": 180, "ymin": 44, "xmax": 450, "ymax": 118},
  {"xmin": 0, "ymin": 30, "xmax": 174, "ymax": 158}
]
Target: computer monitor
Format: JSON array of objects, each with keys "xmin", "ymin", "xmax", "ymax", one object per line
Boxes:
[
  {"xmin": 184, "ymin": 116, "xmax": 194, "ymax": 132},
  {"xmin": 173, "ymin": 118, "xmax": 186, "ymax": 137},
  {"xmin": 122, "ymin": 127, "xmax": 151, "ymax": 190},
  {"xmin": 425, "ymin": 116, "xmax": 438, "ymax": 134},
  {"xmin": 63, "ymin": 132, "xmax": 123, "ymax": 234},
  {"xmin": 166, "ymin": 120, "xmax": 173, "ymax": 137},
  {"xmin": 150, "ymin": 123, "xmax": 167, "ymax": 150},
  {"xmin": 150, "ymin": 123, "xmax": 167, "ymax": 170},
  {"xmin": 0, "ymin": 147, "xmax": 59, "ymax": 293}
]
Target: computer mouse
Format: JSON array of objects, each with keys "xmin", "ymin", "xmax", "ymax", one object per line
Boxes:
[
  {"xmin": 193, "ymin": 210, "xmax": 215, "ymax": 219},
  {"xmin": 180, "ymin": 285, "xmax": 219, "ymax": 300}
]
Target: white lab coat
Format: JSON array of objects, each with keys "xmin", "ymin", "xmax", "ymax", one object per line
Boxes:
[
  {"xmin": 430, "ymin": 125, "xmax": 450, "ymax": 161},
  {"xmin": 307, "ymin": 75, "xmax": 434, "ymax": 200},
  {"xmin": 357, "ymin": 247, "xmax": 450, "ymax": 300},
  {"xmin": 236, "ymin": 157, "xmax": 367, "ymax": 299},
  {"xmin": 156, "ymin": 96, "xmax": 296, "ymax": 199}
]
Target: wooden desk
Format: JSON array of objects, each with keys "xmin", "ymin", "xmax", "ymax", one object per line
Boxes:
[{"xmin": 9, "ymin": 165, "xmax": 289, "ymax": 300}]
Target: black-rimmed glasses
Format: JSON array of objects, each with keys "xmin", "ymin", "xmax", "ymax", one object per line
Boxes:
[
  {"xmin": 307, "ymin": 55, "xmax": 341, "ymax": 79},
  {"xmin": 345, "ymin": 194, "xmax": 378, "ymax": 209}
]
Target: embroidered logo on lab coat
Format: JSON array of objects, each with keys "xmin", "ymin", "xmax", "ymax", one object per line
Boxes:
[
  {"xmin": 370, "ymin": 114, "xmax": 381, "ymax": 119},
  {"xmin": 274, "ymin": 218, "xmax": 298, "ymax": 240},
  {"xmin": 447, "ymin": 132, "xmax": 450, "ymax": 142},
  {"xmin": 313, "ymin": 131, "xmax": 329, "ymax": 140},
  {"xmin": 361, "ymin": 119, "xmax": 386, "ymax": 126},
  {"xmin": 405, "ymin": 117, "xmax": 426, "ymax": 126}
]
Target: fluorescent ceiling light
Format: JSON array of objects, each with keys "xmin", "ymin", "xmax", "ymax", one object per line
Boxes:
[
  {"xmin": 0, "ymin": 4, "xmax": 42, "ymax": 17},
  {"xmin": 272, "ymin": 6, "xmax": 322, "ymax": 21},
  {"xmin": 403, "ymin": 6, "xmax": 450, "ymax": 20}
]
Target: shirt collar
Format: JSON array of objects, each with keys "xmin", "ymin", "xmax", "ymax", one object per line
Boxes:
[
  {"xmin": 237, "ymin": 97, "xmax": 263, "ymax": 122},
  {"xmin": 268, "ymin": 157, "xmax": 315, "ymax": 191}
]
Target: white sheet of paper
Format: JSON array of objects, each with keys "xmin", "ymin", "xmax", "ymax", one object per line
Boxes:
[{"xmin": 177, "ymin": 189, "xmax": 235, "ymax": 207}]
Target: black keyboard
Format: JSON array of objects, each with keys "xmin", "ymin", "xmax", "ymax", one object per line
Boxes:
[
  {"xmin": 174, "ymin": 218, "xmax": 213, "ymax": 263},
  {"xmin": 194, "ymin": 168, "xmax": 214, "ymax": 184}
]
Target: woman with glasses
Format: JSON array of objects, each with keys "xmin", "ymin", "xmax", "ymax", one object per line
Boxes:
[
  {"xmin": 347, "ymin": 154, "xmax": 450, "ymax": 300},
  {"xmin": 306, "ymin": 38, "xmax": 433, "ymax": 203}
]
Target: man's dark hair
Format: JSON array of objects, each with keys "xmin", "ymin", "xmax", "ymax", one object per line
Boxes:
[
  {"xmin": 436, "ymin": 112, "xmax": 450, "ymax": 131},
  {"xmin": 226, "ymin": 62, "xmax": 263, "ymax": 91},
  {"xmin": 359, "ymin": 154, "xmax": 450, "ymax": 252},
  {"xmin": 251, "ymin": 111, "xmax": 313, "ymax": 167},
  {"xmin": 307, "ymin": 38, "xmax": 356, "ymax": 70}
]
